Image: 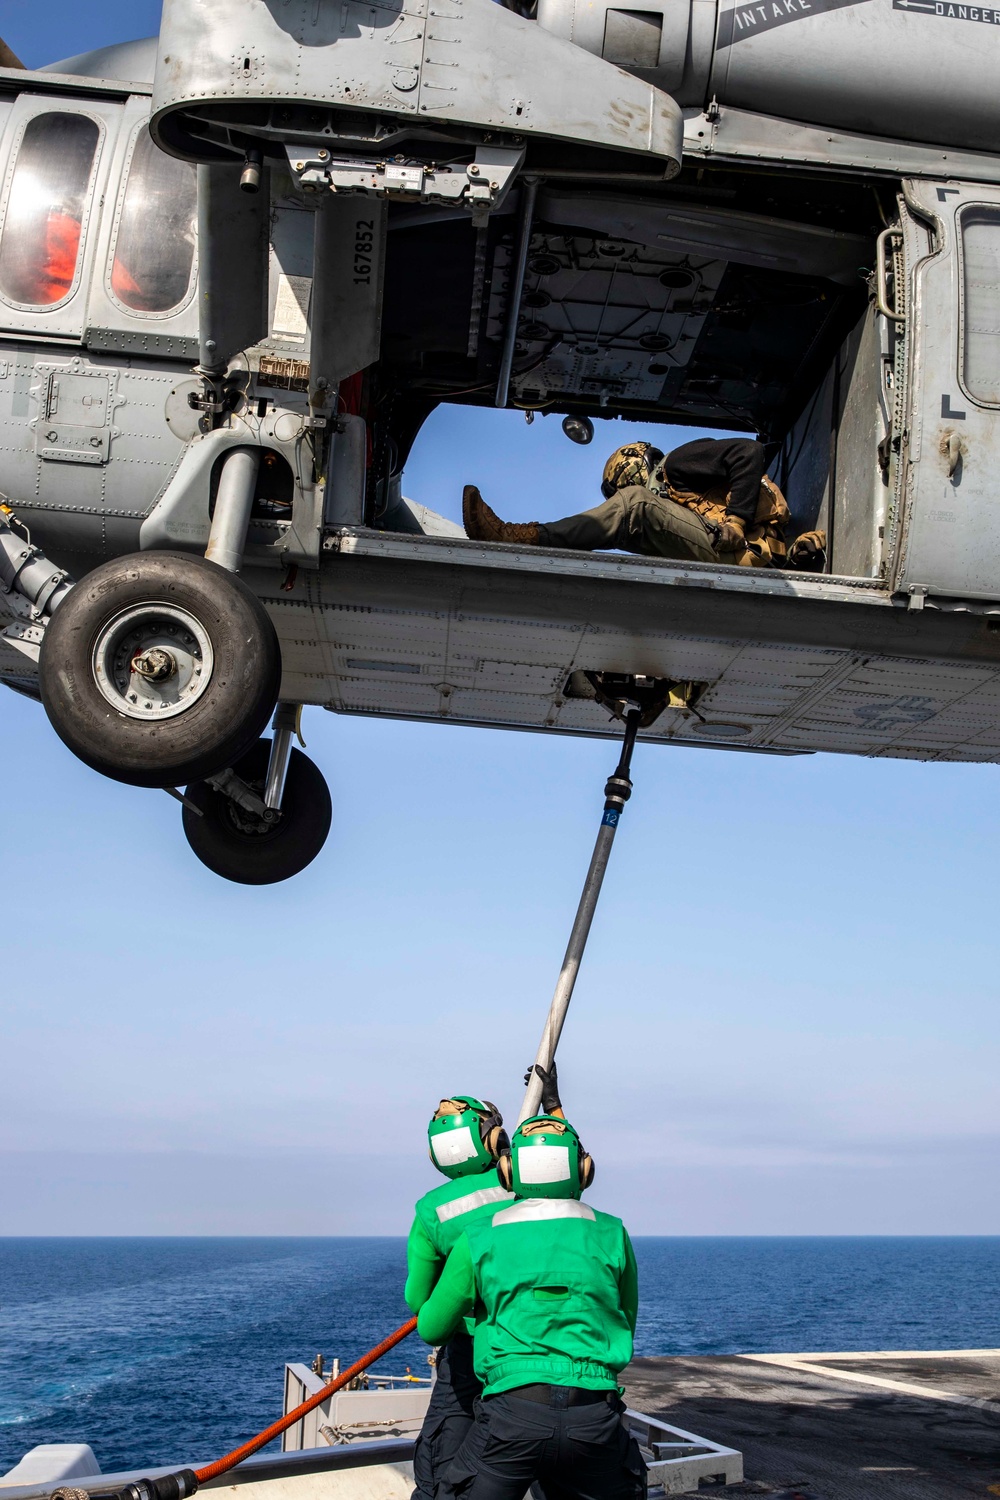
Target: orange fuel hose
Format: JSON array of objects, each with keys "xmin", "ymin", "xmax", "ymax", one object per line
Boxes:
[{"xmin": 193, "ymin": 1317, "xmax": 418, "ymax": 1485}]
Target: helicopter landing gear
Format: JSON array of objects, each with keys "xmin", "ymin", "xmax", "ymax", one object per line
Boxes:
[
  {"xmin": 181, "ymin": 732, "xmax": 332, "ymax": 884},
  {"xmin": 38, "ymin": 551, "xmax": 281, "ymax": 789}
]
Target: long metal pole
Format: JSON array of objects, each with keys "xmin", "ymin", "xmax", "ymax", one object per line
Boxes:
[
  {"xmin": 494, "ymin": 178, "xmax": 538, "ymax": 409},
  {"xmin": 518, "ymin": 710, "xmax": 642, "ymax": 1123}
]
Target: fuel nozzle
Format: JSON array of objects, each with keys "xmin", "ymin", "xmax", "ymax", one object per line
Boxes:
[
  {"xmin": 121, "ymin": 1474, "xmax": 198, "ymax": 1500},
  {"xmin": 583, "ymin": 672, "xmax": 677, "ymax": 730},
  {"xmin": 50, "ymin": 1475, "xmax": 198, "ymax": 1500},
  {"xmin": 604, "ymin": 705, "xmax": 641, "ymax": 815}
]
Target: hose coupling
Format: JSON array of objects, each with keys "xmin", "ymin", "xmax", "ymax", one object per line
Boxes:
[
  {"xmin": 603, "ymin": 774, "xmax": 633, "ymax": 813},
  {"xmin": 118, "ymin": 1471, "xmax": 199, "ymax": 1500}
]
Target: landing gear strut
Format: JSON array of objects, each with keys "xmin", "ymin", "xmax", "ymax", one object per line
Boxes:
[{"xmin": 12, "ymin": 442, "xmax": 334, "ymax": 880}]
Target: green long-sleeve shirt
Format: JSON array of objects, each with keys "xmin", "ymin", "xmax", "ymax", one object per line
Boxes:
[
  {"xmin": 404, "ymin": 1215, "xmax": 446, "ymax": 1314},
  {"xmin": 404, "ymin": 1168, "xmax": 513, "ymax": 1333},
  {"xmin": 417, "ymin": 1196, "xmax": 638, "ymax": 1396}
]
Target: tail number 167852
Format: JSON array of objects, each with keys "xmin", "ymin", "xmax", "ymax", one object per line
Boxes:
[{"xmin": 354, "ymin": 221, "xmax": 375, "ymax": 285}]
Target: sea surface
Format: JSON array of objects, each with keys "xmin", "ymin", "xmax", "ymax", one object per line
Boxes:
[{"xmin": 2, "ymin": 1236, "xmax": 999, "ymax": 1474}]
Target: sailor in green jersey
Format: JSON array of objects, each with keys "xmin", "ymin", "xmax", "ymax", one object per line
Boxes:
[
  {"xmin": 406, "ymin": 1094, "xmax": 513, "ymax": 1500},
  {"xmin": 416, "ymin": 1108, "xmax": 645, "ymax": 1500}
]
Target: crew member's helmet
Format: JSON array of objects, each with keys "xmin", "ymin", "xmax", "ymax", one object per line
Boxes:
[
  {"xmin": 601, "ymin": 442, "xmax": 664, "ymax": 499},
  {"xmin": 497, "ymin": 1115, "xmax": 595, "ymax": 1200},
  {"xmin": 427, "ymin": 1096, "xmax": 508, "ymax": 1179}
]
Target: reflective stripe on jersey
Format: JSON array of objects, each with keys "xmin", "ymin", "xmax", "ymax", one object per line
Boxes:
[
  {"xmin": 436, "ymin": 1184, "xmax": 513, "ymax": 1224},
  {"xmin": 492, "ymin": 1197, "xmax": 596, "ymax": 1227}
]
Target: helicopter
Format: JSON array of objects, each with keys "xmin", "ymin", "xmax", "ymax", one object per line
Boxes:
[{"xmin": 2, "ymin": 0, "xmax": 1000, "ymax": 884}]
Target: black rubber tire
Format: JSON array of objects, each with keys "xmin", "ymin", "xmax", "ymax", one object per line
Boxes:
[
  {"xmin": 39, "ymin": 552, "xmax": 281, "ymax": 789},
  {"xmin": 182, "ymin": 740, "xmax": 332, "ymax": 885}
]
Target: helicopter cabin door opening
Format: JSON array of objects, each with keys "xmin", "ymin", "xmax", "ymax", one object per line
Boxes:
[
  {"xmin": 770, "ymin": 252, "xmax": 896, "ymax": 586},
  {"xmin": 372, "ymin": 162, "xmax": 894, "ymax": 588}
]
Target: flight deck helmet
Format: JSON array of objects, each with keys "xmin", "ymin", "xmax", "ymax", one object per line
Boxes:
[
  {"xmin": 497, "ymin": 1115, "xmax": 595, "ymax": 1200},
  {"xmin": 428, "ymin": 1096, "xmax": 508, "ymax": 1179},
  {"xmin": 601, "ymin": 442, "xmax": 665, "ymax": 499}
]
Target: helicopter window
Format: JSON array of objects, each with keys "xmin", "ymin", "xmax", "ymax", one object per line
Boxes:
[
  {"xmin": 960, "ymin": 206, "xmax": 1000, "ymax": 406},
  {"xmin": 109, "ymin": 125, "xmax": 196, "ymax": 315},
  {"xmin": 0, "ymin": 112, "xmax": 100, "ymax": 308}
]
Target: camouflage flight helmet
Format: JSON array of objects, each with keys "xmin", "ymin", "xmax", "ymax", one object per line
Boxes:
[
  {"xmin": 503, "ymin": 1115, "xmax": 595, "ymax": 1200},
  {"xmin": 601, "ymin": 441, "xmax": 665, "ymax": 499},
  {"xmin": 428, "ymin": 1096, "xmax": 508, "ymax": 1179}
]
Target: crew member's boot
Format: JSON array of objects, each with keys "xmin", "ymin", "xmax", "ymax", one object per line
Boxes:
[{"xmin": 463, "ymin": 486, "xmax": 541, "ymax": 545}]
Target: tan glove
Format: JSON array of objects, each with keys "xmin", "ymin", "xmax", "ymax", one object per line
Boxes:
[
  {"xmin": 787, "ymin": 529, "xmax": 827, "ymax": 572},
  {"xmin": 713, "ymin": 516, "xmax": 747, "ymax": 553}
]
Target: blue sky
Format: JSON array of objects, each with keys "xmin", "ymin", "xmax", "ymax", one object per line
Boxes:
[
  {"xmin": 1, "ymin": 4, "xmax": 999, "ymax": 1236},
  {"xmin": 0, "ymin": 3, "xmax": 165, "ymax": 69}
]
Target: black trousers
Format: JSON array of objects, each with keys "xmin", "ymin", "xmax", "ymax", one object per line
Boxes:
[
  {"xmin": 445, "ymin": 1390, "xmax": 647, "ymax": 1500},
  {"xmin": 412, "ymin": 1334, "xmax": 483, "ymax": 1500}
]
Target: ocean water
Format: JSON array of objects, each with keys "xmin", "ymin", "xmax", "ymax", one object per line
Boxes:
[{"xmin": 2, "ymin": 1236, "xmax": 999, "ymax": 1475}]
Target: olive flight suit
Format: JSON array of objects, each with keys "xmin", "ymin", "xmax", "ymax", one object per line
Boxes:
[
  {"xmin": 540, "ymin": 437, "xmax": 770, "ymax": 565},
  {"xmin": 541, "ymin": 484, "xmax": 718, "ymax": 563},
  {"xmin": 417, "ymin": 1196, "xmax": 645, "ymax": 1500}
]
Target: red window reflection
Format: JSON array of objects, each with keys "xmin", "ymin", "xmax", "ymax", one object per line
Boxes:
[
  {"xmin": 38, "ymin": 211, "xmax": 83, "ymax": 304},
  {"xmin": 0, "ymin": 112, "xmax": 99, "ymax": 308}
]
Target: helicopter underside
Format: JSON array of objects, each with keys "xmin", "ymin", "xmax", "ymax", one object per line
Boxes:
[
  {"xmin": 76, "ymin": 530, "xmax": 1000, "ymax": 765},
  {"xmin": 7, "ymin": 516, "xmax": 1000, "ymax": 764},
  {"xmin": 263, "ymin": 534, "xmax": 1000, "ymax": 763}
]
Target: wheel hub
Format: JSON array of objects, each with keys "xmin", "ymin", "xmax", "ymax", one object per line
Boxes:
[
  {"xmin": 132, "ymin": 646, "xmax": 177, "ymax": 682},
  {"xmin": 92, "ymin": 602, "xmax": 215, "ymax": 721},
  {"xmin": 223, "ymin": 788, "xmax": 281, "ymax": 837}
]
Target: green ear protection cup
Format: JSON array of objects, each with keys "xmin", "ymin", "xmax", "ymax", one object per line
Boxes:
[{"xmin": 428, "ymin": 1096, "xmax": 508, "ymax": 1179}]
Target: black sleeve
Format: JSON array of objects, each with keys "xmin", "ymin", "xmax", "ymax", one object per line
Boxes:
[
  {"xmin": 721, "ymin": 439, "xmax": 766, "ymax": 525},
  {"xmin": 664, "ymin": 438, "xmax": 765, "ymax": 525}
]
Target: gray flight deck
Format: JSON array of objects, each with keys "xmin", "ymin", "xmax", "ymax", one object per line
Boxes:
[{"xmin": 624, "ymin": 1349, "xmax": 1000, "ymax": 1498}]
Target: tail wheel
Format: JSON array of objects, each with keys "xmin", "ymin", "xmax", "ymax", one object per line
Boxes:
[
  {"xmin": 38, "ymin": 552, "xmax": 281, "ymax": 789},
  {"xmin": 182, "ymin": 739, "xmax": 332, "ymax": 885}
]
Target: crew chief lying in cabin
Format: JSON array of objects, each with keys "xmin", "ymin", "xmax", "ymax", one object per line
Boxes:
[{"xmin": 463, "ymin": 437, "xmax": 826, "ymax": 572}]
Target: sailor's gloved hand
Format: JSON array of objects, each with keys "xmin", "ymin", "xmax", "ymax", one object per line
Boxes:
[
  {"xmin": 524, "ymin": 1061, "xmax": 562, "ymax": 1115},
  {"xmin": 787, "ymin": 529, "xmax": 827, "ymax": 572},
  {"xmin": 713, "ymin": 517, "xmax": 747, "ymax": 553}
]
